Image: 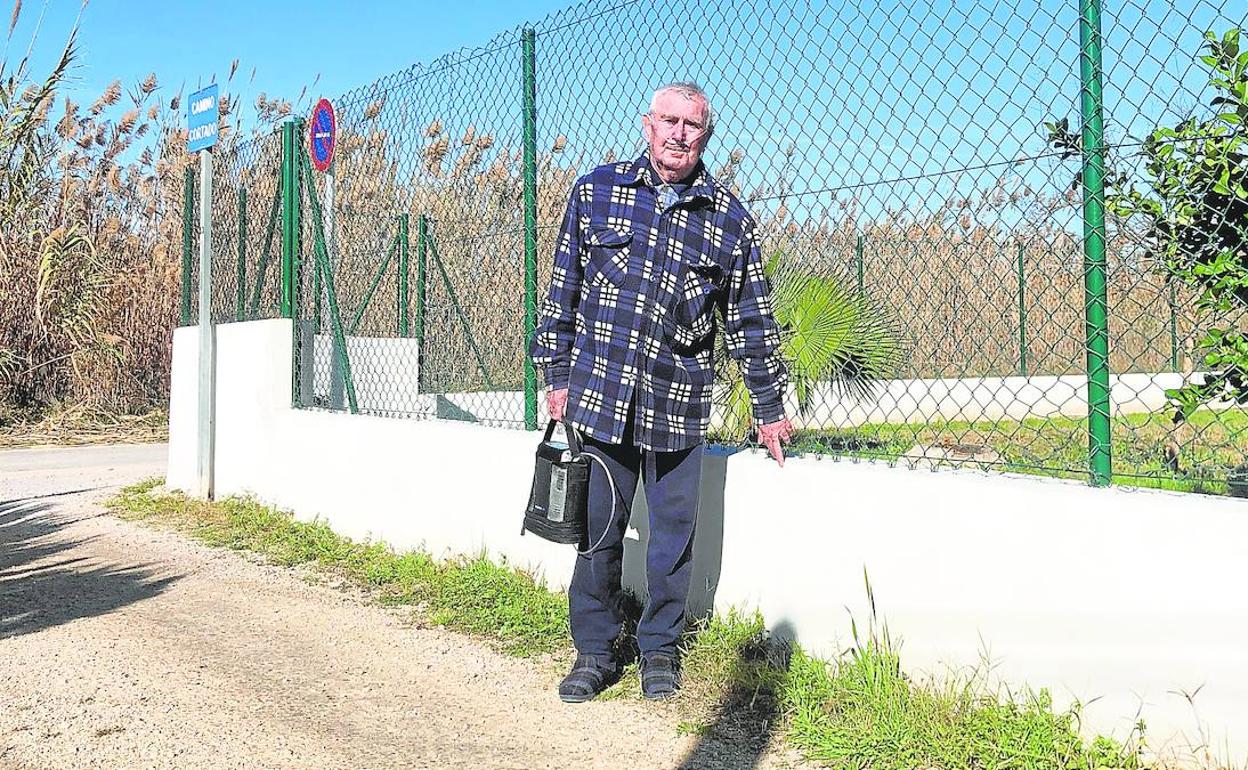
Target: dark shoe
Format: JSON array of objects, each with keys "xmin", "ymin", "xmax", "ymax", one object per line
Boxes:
[
  {"xmin": 558, "ymin": 654, "xmax": 619, "ymax": 704},
  {"xmin": 640, "ymin": 653, "xmax": 679, "ymax": 700}
]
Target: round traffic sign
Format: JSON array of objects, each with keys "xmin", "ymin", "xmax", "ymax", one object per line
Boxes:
[{"xmin": 309, "ymin": 98, "xmax": 336, "ymax": 172}]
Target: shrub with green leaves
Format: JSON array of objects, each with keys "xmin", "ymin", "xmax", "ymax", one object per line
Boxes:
[
  {"xmin": 1050, "ymin": 28, "xmax": 1248, "ymax": 422},
  {"xmin": 1116, "ymin": 29, "xmax": 1248, "ymax": 420}
]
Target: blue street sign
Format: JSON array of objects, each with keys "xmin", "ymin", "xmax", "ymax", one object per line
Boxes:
[
  {"xmin": 309, "ymin": 98, "xmax": 336, "ymax": 172},
  {"xmin": 187, "ymin": 83, "xmax": 220, "ymax": 153}
]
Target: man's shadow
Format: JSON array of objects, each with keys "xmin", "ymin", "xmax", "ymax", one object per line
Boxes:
[{"xmin": 677, "ymin": 618, "xmax": 797, "ymax": 770}]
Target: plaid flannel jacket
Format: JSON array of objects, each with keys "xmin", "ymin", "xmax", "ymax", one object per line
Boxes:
[{"xmin": 529, "ymin": 152, "xmax": 788, "ymax": 451}]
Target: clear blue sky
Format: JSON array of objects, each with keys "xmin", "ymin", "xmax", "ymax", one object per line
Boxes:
[{"xmin": 9, "ymin": 0, "xmax": 573, "ymax": 124}]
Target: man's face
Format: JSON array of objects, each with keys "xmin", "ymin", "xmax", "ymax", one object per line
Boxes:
[{"xmin": 642, "ymin": 90, "xmax": 710, "ymax": 182}]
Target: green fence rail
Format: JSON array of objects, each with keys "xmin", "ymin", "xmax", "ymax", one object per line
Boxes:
[{"xmin": 181, "ymin": 0, "xmax": 1248, "ymax": 496}]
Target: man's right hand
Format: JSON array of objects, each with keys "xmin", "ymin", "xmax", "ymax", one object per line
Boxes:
[
  {"xmin": 547, "ymin": 388, "xmax": 569, "ymax": 422},
  {"xmin": 758, "ymin": 417, "xmax": 793, "ymax": 467}
]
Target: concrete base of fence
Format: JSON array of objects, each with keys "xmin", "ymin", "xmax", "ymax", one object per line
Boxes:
[{"xmin": 168, "ymin": 319, "xmax": 1248, "ymax": 763}]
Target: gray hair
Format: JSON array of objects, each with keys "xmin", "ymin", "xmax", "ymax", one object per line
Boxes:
[{"xmin": 649, "ymin": 81, "xmax": 716, "ymax": 138}]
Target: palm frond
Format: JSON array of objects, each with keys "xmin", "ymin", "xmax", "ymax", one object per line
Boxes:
[{"xmin": 715, "ymin": 249, "xmax": 905, "ymax": 435}]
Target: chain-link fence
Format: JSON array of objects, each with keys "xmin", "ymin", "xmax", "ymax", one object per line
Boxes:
[
  {"xmin": 183, "ymin": 0, "xmax": 1247, "ymax": 495},
  {"xmin": 182, "ymin": 129, "xmax": 288, "ymax": 326},
  {"xmin": 287, "ymin": 40, "xmax": 530, "ymax": 424}
]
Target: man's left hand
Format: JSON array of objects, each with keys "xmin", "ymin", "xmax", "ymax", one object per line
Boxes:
[{"xmin": 758, "ymin": 418, "xmax": 793, "ymax": 467}]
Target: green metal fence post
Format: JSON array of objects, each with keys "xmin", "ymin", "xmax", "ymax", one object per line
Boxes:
[
  {"xmin": 416, "ymin": 213, "xmax": 428, "ymax": 391},
  {"xmin": 281, "ymin": 119, "xmax": 305, "ymax": 408},
  {"xmin": 310, "ymin": 152, "xmax": 320, "ymax": 334},
  {"xmin": 236, "ymin": 186, "xmax": 247, "ymax": 322},
  {"xmin": 522, "ymin": 26, "xmax": 539, "ymax": 431},
  {"xmin": 281, "ymin": 121, "xmax": 296, "ymax": 319},
  {"xmin": 1017, "ymin": 242, "xmax": 1027, "ymax": 376},
  {"xmin": 398, "ymin": 213, "xmax": 410, "ymax": 336},
  {"xmin": 348, "ymin": 235, "xmax": 399, "ymax": 335},
  {"xmin": 428, "ymin": 234, "xmax": 495, "ymax": 389},
  {"xmin": 182, "ymin": 167, "xmax": 195, "ymax": 325},
  {"xmin": 291, "ymin": 119, "xmax": 304, "ymax": 322},
  {"xmin": 855, "ymin": 233, "xmax": 864, "ymax": 296},
  {"xmin": 302, "ymin": 156, "xmax": 358, "ymax": 413},
  {"xmin": 1079, "ymin": 0, "xmax": 1112, "ymax": 487},
  {"xmin": 249, "ymin": 181, "xmax": 281, "ymax": 316}
]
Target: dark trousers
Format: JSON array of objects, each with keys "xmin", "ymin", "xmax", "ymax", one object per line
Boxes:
[{"xmin": 569, "ymin": 426, "xmax": 703, "ymax": 659}]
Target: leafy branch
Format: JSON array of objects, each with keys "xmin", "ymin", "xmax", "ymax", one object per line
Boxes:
[{"xmin": 1046, "ymin": 28, "xmax": 1248, "ymax": 422}]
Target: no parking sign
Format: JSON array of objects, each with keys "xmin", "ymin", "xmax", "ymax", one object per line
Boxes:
[{"xmin": 309, "ymin": 98, "xmax": 336, "ymax": 172}]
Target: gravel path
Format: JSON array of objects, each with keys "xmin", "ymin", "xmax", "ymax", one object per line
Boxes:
[{"xmin": 0, "ymin": 444, "xmax": 798, "ymax": 769}]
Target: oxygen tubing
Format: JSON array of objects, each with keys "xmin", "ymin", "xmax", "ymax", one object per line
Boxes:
[{"xmin": 569, "ymin": 426, "xmax": 621, "ymax": 557}]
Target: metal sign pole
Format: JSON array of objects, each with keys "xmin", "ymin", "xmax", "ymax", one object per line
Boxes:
[
  {"xmin": 325, "ymin": 165, "xmax": 345, "ymax": 410},
  {"xmin": 196, "ymin": 148, "xmax": 216, "ymax": 499},
  {"xmin": 306, "ymin": 99, "xmax": 341, "ymax": 411}
]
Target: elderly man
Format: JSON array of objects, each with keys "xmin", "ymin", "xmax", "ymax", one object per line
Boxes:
[{"xmin": 529, "ymin": 82, "xmax": 792, "ymax": 703}]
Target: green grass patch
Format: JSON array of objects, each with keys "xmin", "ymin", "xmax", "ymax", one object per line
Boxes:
[
  {"xmin": 672, "ymin": 603, "xmax": 1147, "ymax": 769},
  {"xmin": 781, "ymin": 642, "xmax": 1143, "ymax": 770},
  {"xmin": 715, "ymin": 408, "xmax": 1248, "ymax": 496},
  {"xmin": 109, "ymin": 481, "xmax": 1165, "ymax": 768},
  {"xmin": 680, "ymin": 608, "xmax": 790, "ymax": 703},
  {"xmin": 108, "ymin": 480, "xmax": 566, "ymax": 656}
]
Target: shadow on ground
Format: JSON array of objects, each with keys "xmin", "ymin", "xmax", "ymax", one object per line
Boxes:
[
  {"xmin": 675, "ymin": 619, "xmax": 797, "ymax": 770},
  {"xmin": 0, "ymin": 492, "xmax": 181, "ymax": 640},
  {"xmin": 613, "ymin": 449, "xmax": 799, "ymax": 769},
  {"xmin": 606, "ymin": 594, "xmax": 797, "ymax": 770}
]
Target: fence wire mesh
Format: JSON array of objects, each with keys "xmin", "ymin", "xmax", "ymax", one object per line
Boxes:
[
  {"xmin": 185, "ymin": 129, "xmax": 287, "ymax": 325},
  {"xmin": 189, "ymin": 0, "xmax": 1247, "ymax": 495},
  {"xmin": 289, "ymin": 37, "xmax": 528, "ymax": 423}
]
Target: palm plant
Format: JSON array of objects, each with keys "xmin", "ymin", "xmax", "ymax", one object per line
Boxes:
[{"xmin": 714, "ymin": 250, "xmax": 905, "ymax": 440}]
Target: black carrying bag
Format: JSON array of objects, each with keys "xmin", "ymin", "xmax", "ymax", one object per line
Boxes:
[{"xmin": 522, "ymin": 420, "xmax": 590, "ymax": 545}]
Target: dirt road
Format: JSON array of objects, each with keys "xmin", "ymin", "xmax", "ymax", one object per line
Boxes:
[{"xmin": 0, "ymin": 444, "xmax": 791, "ymax": 769}]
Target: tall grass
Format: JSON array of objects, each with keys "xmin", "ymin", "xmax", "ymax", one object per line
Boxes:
[
  {"xmin": 2, "ymin": 12, "xmax": 175, "ymax": 415},
  {"xmin": 0, "ymin": 7, "xmax": 295, "ymax": 420}
]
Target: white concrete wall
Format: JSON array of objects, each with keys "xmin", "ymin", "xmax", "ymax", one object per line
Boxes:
[
  {"xmin": 168, "ymin": 319, "xmax": 1248, "ymax": 764},
  {"xmin": 309, "ymin": 333, "xmax": 422, "ymax": 415},
  {"xmin": 164, "ymin": 325, "xmax": 200, "ymax": 493},
  {"xmin": 296, "ymin": 328, "xmax": 525, "ymax": 426}
]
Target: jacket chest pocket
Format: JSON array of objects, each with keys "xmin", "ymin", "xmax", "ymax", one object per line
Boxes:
[
  {"xmin": 582, "ymin": 226, "xmax": 632, "ymax": 288},
  {"xmin": 675, "ymin": 257, "xmax": 726, "ymax": 326}
]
